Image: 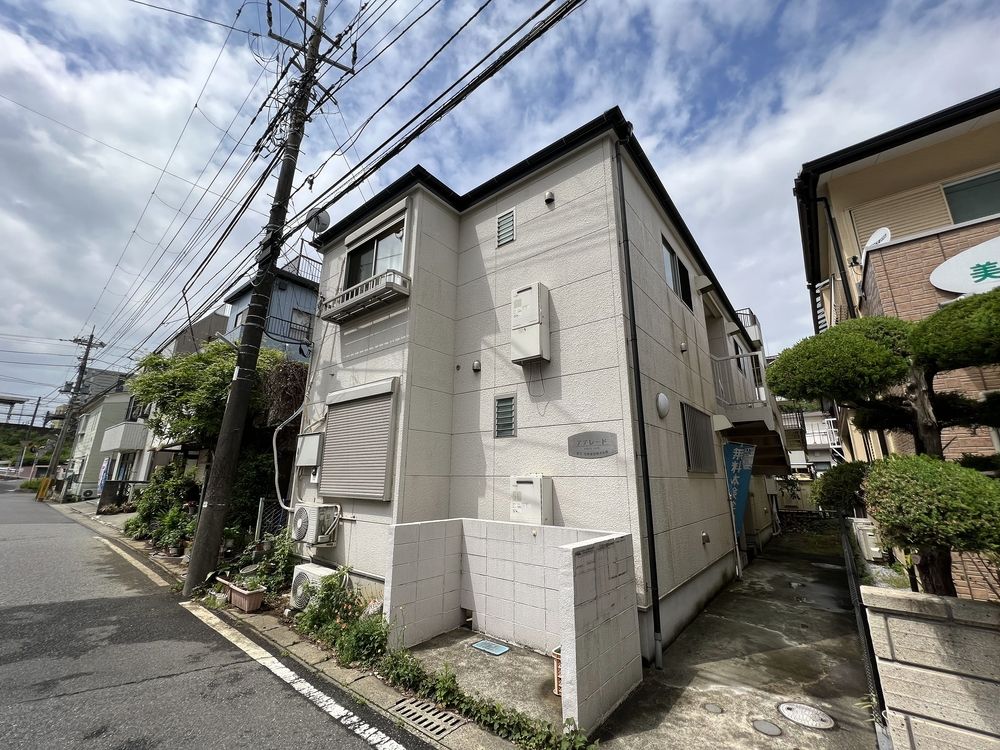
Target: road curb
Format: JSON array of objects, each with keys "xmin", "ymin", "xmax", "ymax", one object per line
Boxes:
[{"xmin": 53, "ymin": 501, "xmax": 514, "ymax": 750}]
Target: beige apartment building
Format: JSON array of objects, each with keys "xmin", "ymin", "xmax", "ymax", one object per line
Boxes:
[
  {"xmin": 291, "ymin": 108, "xmax": 788, "ymax": 680},
  {"xmin": 795, "ymin": 87, "xmax": 1000, "ymax": 462}
]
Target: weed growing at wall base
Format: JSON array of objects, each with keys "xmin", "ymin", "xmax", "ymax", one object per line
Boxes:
[{"xmin": 293, "ymin": 569, "xmax": 594, "ymax": 749}]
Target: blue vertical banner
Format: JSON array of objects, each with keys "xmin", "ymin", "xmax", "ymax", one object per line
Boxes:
[{"xmin": 724, "ymin": 442, "xmax": 756, "ymax": 535}]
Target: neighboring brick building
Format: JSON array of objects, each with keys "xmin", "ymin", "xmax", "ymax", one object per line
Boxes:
[{"xmin": 794, "ymin": 88, "xmax": 1000, "ymax": 462}]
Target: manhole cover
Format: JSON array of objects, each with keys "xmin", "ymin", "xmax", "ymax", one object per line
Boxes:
[
  {"xmin": 752, "ymin": 720, "xmax": 782, "ymax": 736},
  {"xmin": 389, "ymin": 697, "xmax": 465, "ymax": 740},
  {"xmin": 703, "ymin": 703, "xmax": 724, "ymax": 714},
  {"xmin": 778, "ymin": 702, "xmax": 835, "ymax": 729}
]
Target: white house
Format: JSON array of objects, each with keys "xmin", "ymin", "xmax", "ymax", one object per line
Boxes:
[{"xmin": 290, "ymin": 109, "xmax": 788, "ymax": 702}]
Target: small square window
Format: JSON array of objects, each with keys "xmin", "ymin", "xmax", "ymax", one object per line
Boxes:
[{"xmin": 495, "ymin": 395, "xmax": 516, "ymax": 438}]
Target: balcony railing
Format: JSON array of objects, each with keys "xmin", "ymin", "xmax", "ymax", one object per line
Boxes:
[
  {"xmin": 265, "ymin": 314, "xmax": 312, "ymax": 343},
  {"xmin": 280, "ymin": 253, "xmax": 321, "ymax": 284},
  {"xmin": 735, "ymin": 308, "xmax": 758, "ymax": 329},
  {"xmin": 711, "ymin": 351, "xmax": 767, "ymax": 408},
  {"xmin": 321, "ymin": 269, "xmax": 411, "ymax": 324}
]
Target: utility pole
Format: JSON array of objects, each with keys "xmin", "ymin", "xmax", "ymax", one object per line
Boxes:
[
  {"xmin": 185, "ymin": 0, "xmax": 335, "ymax": 595},
  {"xmin": 43, "ymin": 329, "xmax": 104, "ymax": 500},
  {"xmin": 15, "ymin": 396, "xmax": 41, "ymax": 477}
]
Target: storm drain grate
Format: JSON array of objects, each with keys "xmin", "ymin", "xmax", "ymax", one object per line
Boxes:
[{"xmin": 389, "ymin": 697, "xmax": 465, "ymax": 740}]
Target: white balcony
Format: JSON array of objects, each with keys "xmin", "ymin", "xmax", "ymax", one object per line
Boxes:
[
  {"xmin": 320, "ymin": 269, "xmax": 411, "ymax": 324},
  {"xmin": 100, "ymin": 421, "xmax": 149, "ymax": 453}
]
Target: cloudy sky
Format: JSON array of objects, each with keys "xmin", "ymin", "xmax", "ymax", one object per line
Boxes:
[{"xmin": 1, "ymin": 0, "xmax": 999, "ymax": 420}]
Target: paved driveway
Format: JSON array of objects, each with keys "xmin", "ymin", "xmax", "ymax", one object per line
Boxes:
[{"xmin": 596, "ymin": 527, "xmax": 876, "ymax": 749}]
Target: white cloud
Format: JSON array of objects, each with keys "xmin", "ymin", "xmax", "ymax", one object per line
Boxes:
[{"xmin": 0, "ymin": 0, "xmax": 999, "ymax": 407}]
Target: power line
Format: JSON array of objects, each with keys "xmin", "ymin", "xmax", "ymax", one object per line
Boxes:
[
  {"xmin": 286, "ymin": 0, "xmax": 588, "ymax": 239},
  {"xmin": 125, "ymin": 0, "xmax": 262, "ymax": 36},
  {"xmin": 80, "ymin": 3, "xmax": 250, "ymax": 334},
  {"xmin": 0, "ymin": 92, "xmax": 267, "ymax": 211}
]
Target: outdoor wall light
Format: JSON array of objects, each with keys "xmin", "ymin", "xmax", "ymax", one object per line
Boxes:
[
  {"xmin": 701, "ymin": 531, "xmax": 711, "ymax": 545},
  {"xmin": 472, "ymin": 360, "xmax": 482, "ymax": 373},
  {"xmin": 544, "ymin": 190, "xmax": 555, "ymax": 205},
  {"xmin": 655, "ymin": 392, "xmax": 670, "ymax": 419},
  {"xmin": 680, "ymin": 342, "xmax": 688, "ymax": 352}
]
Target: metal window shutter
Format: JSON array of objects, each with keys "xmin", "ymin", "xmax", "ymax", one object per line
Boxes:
[
  {"xmin": 681, "ymin": 403, "xmax": 717, "ymax": 473},
  {"xmin": 497, "ymin": 210, "xmax": 515, "ymax": 246},
  {"xmin": 849, "ymin": 185, "xmax": 951, "ymax": 250},
  {"xmin": 320, "ymin": 393, "xmax": 394, "ymax": 501}
]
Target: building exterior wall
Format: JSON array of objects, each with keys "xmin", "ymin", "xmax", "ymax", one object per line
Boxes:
[
  {"xmin": 301, "ymin": 131, "xmax": 772, "ymax": 658},
  {"xmin": 616, "ymin": 151, "xmax": 739, "ymax": 637},
  {"xmin": 227, "ymin": 277, "xmax": 318, "ymax": 363},
  {"xmin": 66, "ymin": 393, "xmax": 131, "ymax": 497}
]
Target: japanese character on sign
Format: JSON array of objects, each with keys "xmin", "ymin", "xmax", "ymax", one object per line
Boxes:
[{"xmin": 970, "ymin": 261, "xmax": 1000, "ymax": 283}]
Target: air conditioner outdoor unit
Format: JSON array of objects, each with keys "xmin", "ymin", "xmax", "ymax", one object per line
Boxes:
[
  {"xmin": 82, "ymin": 489, "xmax": 96, "ymax": 499},
  {"xmin": 291, "ymin": 502, "xmax": 341, "ymax": 546},
  {"xmin": 290, "ymin": 563, "xmax": 339, "ymax": 610}
]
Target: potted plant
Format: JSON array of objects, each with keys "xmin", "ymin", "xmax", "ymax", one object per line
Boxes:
[
  {"xmin": 163, "ymin": 529, "xmax": 185, "ymax": 557},
  {"xmin": 229, "ymin": 573, "xmax": 266, "ymax": 613}
]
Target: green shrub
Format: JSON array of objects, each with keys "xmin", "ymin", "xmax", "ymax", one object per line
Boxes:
[
  {"xmin": 19, "ymin": 478, "xmax": 41, "ymax": 491},
  {"xmin": 864, "ymin": 454, "xmax": 1000, "ymax": 554},
  {"xmin": 126, "ymin": 463, "xmax": 199, "ymax": 539},
  {"xmin": 297, "ymin": 568, "xmax": 364, "ymax": 645},
  {"xmin": 813, "ymin": 461, "xmax": 869, "ymax": 515},
  {"xmin": 335, "ymin": 614, "xmax": 389, "ymax": 667},
  {"xmin": 151, "ymin": 504, "xmax": 188, "ymax": 548},
  {"xmin": 222, "ymin": 531, "xmax": 295, "ymax": 604},
  {"xmin": 958, "ymin": 452, "xmax": 1000, "ymax": 472}
]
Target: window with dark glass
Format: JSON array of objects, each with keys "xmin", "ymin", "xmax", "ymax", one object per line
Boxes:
[
  {"xmin": 345, "ymin": 221, "xmax": 405, "ymax": 288},
  {"xmin": 662, "ymin": 236, "xmax": 693, "ymax": 309},
  {"xmin": 944, "ymin": 170, "xmax": 1000, "ymax": 224}
]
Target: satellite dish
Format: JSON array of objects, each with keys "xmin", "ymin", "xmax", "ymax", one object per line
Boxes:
[
  {"xmin": 306, "ymin": 208, "xmax": 331, "ymax": 234},
  {"xmin": 864, "ymin": 227, "xmax": 891, "ymax": 250}
]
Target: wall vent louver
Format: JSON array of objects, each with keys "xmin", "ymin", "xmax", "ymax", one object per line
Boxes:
[{"xmin": 497, "ymin": 209, "xmax": 515, "ymax": 247}]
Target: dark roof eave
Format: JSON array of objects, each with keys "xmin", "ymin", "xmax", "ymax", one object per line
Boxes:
[
  {"xmin": 796, "ymin": 86, "xmax": 1000, "ymax": 287},
  {"xmin": 223, "ymin": 267, "xmax": 320, "ymax": 304},
  {"xmin": 312, "ymin": 106, "xmax": 756, "ymax": 347}
]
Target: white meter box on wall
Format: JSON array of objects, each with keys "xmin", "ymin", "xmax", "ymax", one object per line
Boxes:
[
  {"xmin": 511, "ymin": 282, "xmax": 550, "ymax": 364},
  {"xmin": 509, "ymin": 474, "xmax": 552, "ymax": 525}
]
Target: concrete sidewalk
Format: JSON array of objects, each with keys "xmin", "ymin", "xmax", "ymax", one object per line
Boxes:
[{"xmin": 596, "ymin": 528, "xmax": 875, "ymax": 749}]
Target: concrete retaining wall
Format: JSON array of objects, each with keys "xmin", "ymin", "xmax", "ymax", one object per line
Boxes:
[
  {"xmin": 384, "ymin": 518, "xmax": 642, "ymax": 731},
  {"xmin": 861, "ymin": 586, "xmax": 1000, "ymax": 750}
]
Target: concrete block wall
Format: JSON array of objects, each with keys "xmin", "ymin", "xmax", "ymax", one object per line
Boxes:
[
  {"xmin": 558, "ymin": 533, "xmax": 642, "ymax": 731},
  {"xmin": 383, "ymin": 518, "xmax": 642, "ymax": 731},
  {"xmin": 383, "ymin": 518, "xmax": 464, "ymax": 648},
  {"xmin": 861, "ymin": 586, "xmax": 1000, "ymax": 749},
  {"xmin": 460, "ymin": 518, "xmax": 607, "ymax": 654}
]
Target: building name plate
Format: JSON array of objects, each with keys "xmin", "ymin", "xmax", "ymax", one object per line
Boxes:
[{"xmin": 567, "ymin": 431, "xmax": 618, "ymax": 459}]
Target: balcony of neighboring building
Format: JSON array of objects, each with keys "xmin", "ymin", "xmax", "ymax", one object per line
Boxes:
[
  {"xmin": 711, "ymin": 350, "xmax": 789, "ymax": 474},
  {"xmin": 100, "ymin": 420, "xmax": 149, "ymax": 454}
]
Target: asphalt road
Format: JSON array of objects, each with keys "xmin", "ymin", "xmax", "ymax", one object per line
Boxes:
[{"xmin": 0, "ymin": 487, "xmax": 429, "ymax": 750}]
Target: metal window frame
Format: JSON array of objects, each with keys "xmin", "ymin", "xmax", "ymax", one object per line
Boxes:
[
  {"xmin": 680, "ymin": 402, "xmax": 716, "ymax": 473},
  {"xmin": 343, "ymin": 219, "xmax": 406, "ymax": 290},
  {"xmin": 494, "ymin": 393, "xmax": 517, "ymax": 438}
]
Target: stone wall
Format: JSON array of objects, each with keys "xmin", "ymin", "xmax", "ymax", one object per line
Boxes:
[{"xmin": 861, "ymin": 586, "xmax": 1000, "ymax": 749}]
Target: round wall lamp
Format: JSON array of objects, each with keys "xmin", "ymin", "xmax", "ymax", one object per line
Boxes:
[{"xmin": 655, "ymin": 392, "xmax": 670, "ymax": 419}]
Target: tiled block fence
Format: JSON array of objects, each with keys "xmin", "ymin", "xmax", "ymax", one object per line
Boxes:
[
  {"xmin": 383, "ymin": 518, "xmax": 642, "ymax": 731},
  {"xmin": 861, "ymin": 586, "xmax": 1000, "ymax": 750}
]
